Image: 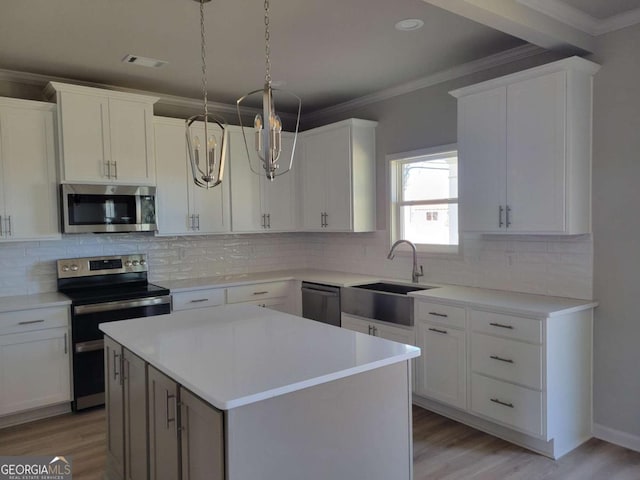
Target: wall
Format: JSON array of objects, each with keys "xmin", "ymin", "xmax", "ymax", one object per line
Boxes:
[
  {"xmin": 590, "ymin": 25, "xmax": 640, "ymax": 440},
  {"xmin": 0, "ymin": 233, "xmax": 309, "ymax": 297}
]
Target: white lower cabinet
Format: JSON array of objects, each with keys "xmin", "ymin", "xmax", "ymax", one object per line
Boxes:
[
  {"xmin": 226, "ymin": 281, "xmax": 296, "ymax": 315},
  {"xmin": 0, "ymin": 306, "xmax": 70, "ymax": 417},
  {"xmin": 412, "ymin": 296, "xmax": 593, "ymax": 459},
  {"xmin": 172, "ymin": 288, "xmax": 226, "ymax": 312},
  {"xmin": 148, "ymin": 365, "xmax": 180, "ymax": 480}
]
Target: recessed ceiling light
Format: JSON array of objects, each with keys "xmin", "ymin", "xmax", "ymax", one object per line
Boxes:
[
  {"xmin": 122, "ymin": 54, "xmax": 168, "ymax": 68},
  {"xmin": 395, "ymin": 19, "xmax": 424, "ymax": 31}
]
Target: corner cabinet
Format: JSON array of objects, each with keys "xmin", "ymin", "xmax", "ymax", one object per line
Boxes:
[
  {"xmin": 45, "ymin": 82, "xmax": 158, "ymax": 185},
  {"xmin": 300, "ymin": 119, "xmax": 377, "ymax": 232},
  {"xmin": 451, "ymin": 57, "xmax": 600, "ymax": 234},
  {"xmin": 0, "ymin": 98, "xmax": 60, "ymax": 241},
  {"xmin": 228, "ymin": 127, "xmax": 298, "ymax": 232},
  {"xmin": 154, "ymin": 116, "xmax": 231, "ymax": 235}
]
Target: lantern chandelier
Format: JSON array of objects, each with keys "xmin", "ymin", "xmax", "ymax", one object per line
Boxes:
[
  {"xmin": 186, "ymin": 0, "xmax": 228, "ymax": 189},
  {"xmin": 236, "ymin": 0, "xmax": 302, "ymax": 181}
]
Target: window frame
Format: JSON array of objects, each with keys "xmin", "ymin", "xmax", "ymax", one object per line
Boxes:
[{"xmin": 388, "ymin": 144, "xmax": 460, "ymax": 256}]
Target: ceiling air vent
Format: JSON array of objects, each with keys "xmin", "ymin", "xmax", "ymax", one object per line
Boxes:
[{"xmin": 121, "ymin": 54, "xmax": 168, "ymax": 68}]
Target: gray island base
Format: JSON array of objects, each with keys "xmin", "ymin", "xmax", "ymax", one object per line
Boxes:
[{"xmin": 100, "ymin": 304, "xmax": 420, "ymax": 480}]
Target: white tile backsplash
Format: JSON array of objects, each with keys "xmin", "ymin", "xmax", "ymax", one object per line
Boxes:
[{"xmin": 0, "ymin": 230, "xmax": 593, "ymax": 300}]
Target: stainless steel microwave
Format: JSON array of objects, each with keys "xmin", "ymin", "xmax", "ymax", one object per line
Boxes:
[{"xmin": 61, "ymin": 184, "xmax": 157, "ymax": 233}]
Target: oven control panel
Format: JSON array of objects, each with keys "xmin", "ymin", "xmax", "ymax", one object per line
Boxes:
[{"xmin": 57, "ymin": 254, "xmax": 148, "ymax": 278}]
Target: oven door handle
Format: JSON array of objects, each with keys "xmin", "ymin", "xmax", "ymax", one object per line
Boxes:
[
  {"xmin": 75, "ymin": 339, "xmax": 105, "ymax": 353},
  {"xmin": 73, "ymin": 295, "xmax": 172, "ymax": 315}
]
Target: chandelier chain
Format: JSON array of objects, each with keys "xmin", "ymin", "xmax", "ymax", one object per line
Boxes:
[
  {"xmin": 264, "ymin": 0, "xmax": 271, "ymax": 84},
  {"xmin": 200, "ymin": 0, "xmax": 208, "ymax": 118}
]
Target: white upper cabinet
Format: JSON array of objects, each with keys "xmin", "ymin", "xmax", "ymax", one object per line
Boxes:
[
  {"xmin": 228, "ymin": 127, "xmax": 297, "ymax": 233},
  {"xmin": 154, "ymin": 116, "xmax": 230, "ymax": 235},
  {"xmin": 451, "ymin": 57, "xmax": 600, "ymax": 235},
  {"xmin": 300, "ymin": 119, "xmax": 377, "ymax": 232},
  {"xmin": 0, "ymin": 98, "xmax": 60, "ymax": 241},
  {"xmin": 46, "ymin": 82, "xmax": 158, "ymax": 185}
]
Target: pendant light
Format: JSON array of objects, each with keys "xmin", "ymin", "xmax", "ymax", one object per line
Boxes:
[
  {"xmin": 186, "ymin": 0, "xmax": 228, "ymax": 189},
  {"xmin": 236, "ymin": 0, "xmax": 301, "ymax": 181}
]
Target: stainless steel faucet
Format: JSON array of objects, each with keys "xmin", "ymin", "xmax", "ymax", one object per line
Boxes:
[{"xmin": 387, "ymin": 240, "xmax": 424, "ymax": 283}]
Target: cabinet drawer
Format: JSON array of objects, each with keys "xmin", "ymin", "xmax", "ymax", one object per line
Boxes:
[
  {"xmin": 226, "ymin": 281, "xmax": 291, "ymax": 304},
  {"xmin": 471, "ymin": 333, "xmax": 543, "ymax": 390},
  {"xmin": 471, "ymin": 373, "xmax": 543, "ymax": 437},
  {"xmin": 470, "ymin": 310, "xmax": 542, "ymax": 344},
  {"xmin": 415, "ymin": 301, "xmax": 465, "ymax": 329},
  {"xmin": 172, "ymin": 289, "xmax": 225, "ymax": 311},
  {"xmin": 0, "ymin": 306, "xmax": 69, "ymax": 335}
]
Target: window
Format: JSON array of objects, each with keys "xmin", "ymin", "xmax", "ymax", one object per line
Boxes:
[{"xmin": 390, "ymin": 144, "xmax": 458, "ymax": 253}]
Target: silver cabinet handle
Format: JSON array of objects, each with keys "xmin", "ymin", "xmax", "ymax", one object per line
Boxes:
[
  {"xmin": 18, "ymin": 319, "xmax": 45, "ymax": 325},
  {"xmin": 189, "ymin": 298, "xmax": 210, "ymax": 303},
  {"xmin": 267, "ymin": 213, "xmax": 271, "ymax": 229},
  {"xmin": 253, "ymin": 291, "xmax": 269, "ymax": 295},
  {"xmin": 499, "ymin": 205, "xmax": 504, "ymax": 228},
  {"xmin": 428, "ymin": 312, "xmax": 448, "ymax": 318},
  {"xmin": 320, "ymin": 212, "xmax": 324, "ymax": 227},
  {"xmin": 113, "ymin": 351, "xmax": 120, "ymax": 381},
  {"xmin": 106, "ymin": 161, "xmax": 111, "ymax": 178},
  {"xmin": 428, "ymin": 327, "xmax": 448, "ymax": 335},
  {"xmin": 0, "ymin": 215, "xmax": 2, "ymax": 236},
  {"xmin": 324, "ymin": 212, "xmax": 328, "ymax": 227},
  {"xmin": 490, "ymin": 398, "xmax": 514, "ymax": 408},
  {"xmin": 166, "ymin": 392, "xmax": 177, "ymax": 429},
  {"xmin": 368, "ymin": 325, "xmax": 373, "ymax": 335},
  {"xmin": 262, "ymin": 214, "xmax": 266, "ymax": 229},
  {"xmin": 75, "ymin": 339, "xmax": 104, "ymax": 353},
  {"xmin": 490, "ymin": 355, "xmax": 514, "ymax": 364},
  {"xmin": 196, "ymin": 214, "xmax": 200, "ymax": 230},
  {"xmin": 372, "ymin": 326, "xmax": 378, "ymax": 336},
  {"xmin": 113, "ymin": 161, "xmax": 118, "ymax": 179},
  {"xmin": 489, "ymin": 322, "xmax": 514, "ymax": 330},
  {"xmin": 64, "ymin": 332, "xmax": 68, "ymax": 355},
  {"xmin": 506, "ymin": 205, "xmax": 511, "ymax": 228},
  {"xmin": 6, "ymin": 216, "xmax": 11, "ymax": 236}
]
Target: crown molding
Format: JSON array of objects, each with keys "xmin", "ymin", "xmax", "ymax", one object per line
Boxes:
[
  {"xmin": 0, "ymin": 68, "xmax": 274, "ymax": 120},
  {"xmin": 517, "ymin": 0, "xmax": 640, "ymax": 36},
  {"xmin": 304, "ymin": 44, "xmax": 545, "ymax": 123}
]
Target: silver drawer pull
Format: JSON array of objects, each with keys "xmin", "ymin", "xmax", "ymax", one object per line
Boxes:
[
  {"xmin": 490, "ymin": 398, "xmax": 514, "ymax": 408},
  {"xmin": 253, "ymin": 291, "xmax": 269, "ymax": 295},
  {"xmin": 75, "ymin": 339, "xmax": 104, "ymax": 353},
  {"xmin": 428, "ymin": 312, "xmax": 448, "ymax": 318},
  {"xmin": 189, "ymin": 298, "xmax": 209, "ymax": 303},
  {"xmin": 489, "ymin": 322, "xmax": 514, "ymax": 330},
  {"xmin": 490, "ymin": 355, "xmax": 514, "ymax": 364},
  {"xmin": 18, "ymin": 319, "xmax": 45, "ymax": 325},
  {"xmin": 428, "ymin": 327, "xmax": 448, "ymax": 335}
]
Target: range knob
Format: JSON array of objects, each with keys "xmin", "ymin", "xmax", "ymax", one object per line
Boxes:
[
  {"xmin": 125, "ymin": 260, "xmax": 133, "ymax": 267},
  {"xmin": 61, "ymin": 265, "xmax": 70, "ymax": 272},
  {"xmin": 70, "ymin": 264, "xmax": 79, "ymax": 272},
  {"xmin": 139, "ymin": 259, "xmax": 147, "ymax": 266},
  {"xmin": 132, "ymin": 260, "xmax": 140, "ymax": 266}
]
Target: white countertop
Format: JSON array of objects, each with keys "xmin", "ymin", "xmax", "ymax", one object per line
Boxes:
[
  {"xmin": 100, "ymin": 304, "xmax": 420, "ymax": 410},
  {"xmin": 0, "ymin": 292, "xmax": 71, "ymax": 313},
  {"xmin": 161, "ymin": 269, "xmax": 381, "ymax": 292},
  {"xmin": 410, "ymin": 285, "xmax": 597, "ymax": 317}
]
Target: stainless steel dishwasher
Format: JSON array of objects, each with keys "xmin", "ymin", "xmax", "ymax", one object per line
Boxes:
[{"xmin": 301, "ymin": 282, "xmax": 341, "ymax": 327}]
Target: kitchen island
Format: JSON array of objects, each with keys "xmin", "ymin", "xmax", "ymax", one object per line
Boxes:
[{"xmin": 99, "ymin": 304, "xmax": 420, "ymax": 480}]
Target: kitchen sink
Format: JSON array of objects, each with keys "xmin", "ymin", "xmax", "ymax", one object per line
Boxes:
[{"xmin": 341, "ymin": 282, "xmax": 436, "ymax": 326}]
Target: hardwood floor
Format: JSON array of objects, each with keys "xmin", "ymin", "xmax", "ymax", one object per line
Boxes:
[{"xmin": 1, "ymin": 405, "xmax": 639, "ymax": 479}]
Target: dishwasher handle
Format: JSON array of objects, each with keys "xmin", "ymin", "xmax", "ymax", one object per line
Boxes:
[{"xmin": 301, "ymin": 287, "xmax": 339, "ymax": 297}]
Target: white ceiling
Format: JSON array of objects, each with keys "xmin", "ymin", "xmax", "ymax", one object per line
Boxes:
[
  {"xmin": 559, "ymin": 0, "xmax": 640, "ymax": 19},
  {"xmin": 0, "ymin": 0, "xmax": 526, "ymax": 113}
]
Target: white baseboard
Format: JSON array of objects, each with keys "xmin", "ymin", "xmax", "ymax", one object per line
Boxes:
[{"xmin": 593, "ymin": 423, "xmax": 640, "ymax": 453}]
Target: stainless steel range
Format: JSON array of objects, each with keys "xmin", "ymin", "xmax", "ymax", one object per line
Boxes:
[{"xmin": 57, "ymin": 254, "xmax": 170, "ymax": 410}]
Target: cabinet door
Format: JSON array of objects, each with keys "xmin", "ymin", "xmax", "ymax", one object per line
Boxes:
[
  {"xmin": 300, "ymin": 132, "xmax": 326, "ymax": 230},
  {"xmin": 320, "ymin": 126, "xmax": 352, "ymax": 231},
  {"xmin": 58, "ymin": 91, "xmax": 110, "ymax": 182},
  {"xmin": 261, "ymin": 133, "xmax": 297, "ymax": 231},
  {"xmin": 109, "ymin": 98, "xmax": 155, "ymax": 184},
  {"xmin": 506, "ymin": 71, "xmax": 566, "ymax": 233},
  {"xmin": 124, "ymin": 349, "xmax": 148, "ymax": 480},
  {"xmin": 341, "ymin": 313, "xmax": 372, "ymax": 335},
  {"xmin": 0, "ymin": 327, "xmax": 70, "ymax": 415},
  {"xmin": 104, "ymin": 336, "xmax": 125, "ymax": 479},
  {"xmin": 148, "ymin": 365, "xmax": 179, "ymax": 480},
  {"xmin": 458, "ymin": 87, "xmax": 507, "ymax": 233},
  {"xmin": 415, "ymin": 321, "xmax": 466, "ymax": 410},
  {"xmin": 190, "ymin": 123, "xmax": 231, "ymax": 234},
  {"xmin": 229, "ymin": 129, "xmax": 263, "ymax": 232},
  {"xmin": 0, "ymin": 106, "xmax": 59, "ymax": 240},
  {"xmin": 180, "ymin": 388, "xmax": 224, "ymax": 480},
  {"xmin": 154, "ymin": 119, "xmax": 191, "ymax": 235}
]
